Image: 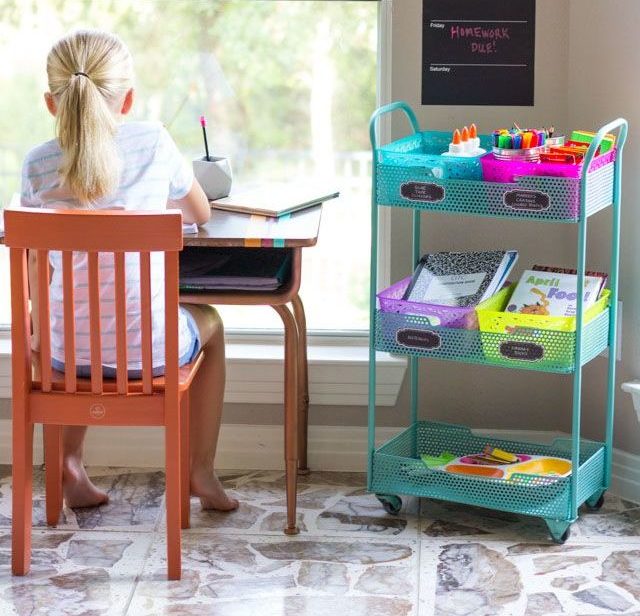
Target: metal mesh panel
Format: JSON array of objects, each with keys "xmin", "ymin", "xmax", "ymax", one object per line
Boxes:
[
  {"xmin": 370, "ymin": 421, "xmax": 605, "ymax": 521},
  {"xmin": 376, "ymin": 161, "xmax": 614, "ymax": 222},
  {"xmin": 585, "ymin": 162, "xmax": 614, "ymax": 217},
  {"xmin": 375, "ymin": 308, "xmax": 610, "ymax": 374}
]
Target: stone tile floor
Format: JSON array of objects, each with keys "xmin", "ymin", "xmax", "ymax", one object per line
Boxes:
[{"xmin": 0, "ymin": 465, "xmax": 639, "ymax": 615}]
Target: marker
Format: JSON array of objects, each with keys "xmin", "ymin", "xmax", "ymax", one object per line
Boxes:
[{"xmin": 200, "ymin": 115, "xmax": 210, "ymax": 161}]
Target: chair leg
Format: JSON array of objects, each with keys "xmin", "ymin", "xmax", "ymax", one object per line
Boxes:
[
  {"xmin": 180, "ymin": 391, "xmax": 190, "ymax": 529},
  {"xmin": 43, "ymin": 425, "xmax": 63, "ymax": 526},
  {"xmin": 165, "ymin": 411, "xmax": 182, "ymax": 580},
  {"xmin": 291, "ymin": 294, "xmax": 310, "ymax": 475},
  {"xmin": 12, "ymin": 408, "xmax": 34, "ymax": 576},
  {"xmin": 273, "ymin": 304, "xmax": 300, "ymax": 536}
]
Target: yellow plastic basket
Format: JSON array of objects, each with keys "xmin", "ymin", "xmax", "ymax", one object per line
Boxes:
[
  {"xmin": 477, "ymin": 284, "xmax": 610, "ymax": 333},
  {"xmin": 476, "ymin": 284, "xmax": 610, "ymax": 370}
]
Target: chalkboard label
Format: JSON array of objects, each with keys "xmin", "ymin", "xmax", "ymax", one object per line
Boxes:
[
  {"xmin": 400, "ymin": 182, "xmax": 445, "ymax": 203},
  {"xmin": 422, "ymin": 0, "xmax": 535, "ymax": 106},
  {"xmin": 503, "ymin": 189, "xmax": 550, "ymax": 212},
  {"xmin": 499, "ymin": 341, "xmax": 544, "ymax": 362},
  {"xmin": 396, "ymin": 328, "xmax": 442, "ymax": 350}
]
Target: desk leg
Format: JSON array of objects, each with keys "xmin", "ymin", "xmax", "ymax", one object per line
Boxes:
[
  {"xmin": 273, "ymin": 304, "xmax": 300, "ymax": 535},
  {"xmin": 291, "ymin": 294, "xmax": 310, "ymax": 475}
]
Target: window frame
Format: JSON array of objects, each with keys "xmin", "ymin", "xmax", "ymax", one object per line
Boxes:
[{"xmin": 0, "ymin": 0, "xmax": 406, "ymax": 405}]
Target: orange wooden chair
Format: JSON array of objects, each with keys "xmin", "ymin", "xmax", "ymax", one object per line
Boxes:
[{"xmin": 6, "ymin": 207, "xmax": 202, "ymax": 580}]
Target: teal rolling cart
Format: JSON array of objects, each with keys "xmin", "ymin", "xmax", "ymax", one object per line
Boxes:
[{"xmin": 367, "ymin": 101, "xmax": 628, "ymax": 543}]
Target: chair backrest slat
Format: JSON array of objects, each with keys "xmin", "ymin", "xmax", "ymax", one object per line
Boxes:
[
  {"xmin": 9, "ymin": 247, "xmax": 31, "ymax": 394},
  {"xmin": 163, "ymin": 252, "xmax": 180, "ymax": 400},
  {"xmin": 139, "ymin": 252, "xmax": 153, "ymax": 394},
  {"xmin": 62, "ymin": 251, "xmax": 77, "ymax": 393},
  {"xmin": 36, "ymin": 250, "xmax": 52, "ymax": 392},
  {"xmin": 114, "ymin": 252, "xmax": 128, "ymax": 394},
  {"xmin": 87, "ymin": 252, "xmax": 103, "ymax": 394}
]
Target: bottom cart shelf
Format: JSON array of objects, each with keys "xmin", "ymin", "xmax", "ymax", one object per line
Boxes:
[{"xmin": 369, "ymin": 420, "xmax": 606, "ymax": 540}]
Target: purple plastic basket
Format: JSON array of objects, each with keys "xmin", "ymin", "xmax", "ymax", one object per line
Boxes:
[
  {"xmin": 481, "ymin": 147, "xmax": 617, "ymax": 183},
  {"xmin": 377, "ymin": 276, "xmax": 478, "ymax": 330}
]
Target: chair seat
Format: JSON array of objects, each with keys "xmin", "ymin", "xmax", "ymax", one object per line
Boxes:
[{"xmin": 31, "ymin": 350, "xmax": 205, "ymax": 393}]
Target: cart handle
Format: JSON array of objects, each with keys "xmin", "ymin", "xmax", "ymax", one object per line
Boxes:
[
  {"xmin": 581, "ymin": 118, "xmax": 628, "ymax": 178},
  {"xmin": 369, "ymin": 101, "xmax": 421, "ymax": 151}
]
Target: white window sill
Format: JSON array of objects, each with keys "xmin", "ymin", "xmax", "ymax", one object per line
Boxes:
[{"xmin": 0, "ymin": 331, "xmax": 406, "ymax": 406}]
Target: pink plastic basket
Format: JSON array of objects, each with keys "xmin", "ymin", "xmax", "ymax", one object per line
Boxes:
[
  {"xmin": 481, "ymin": 147, "xmax": 617, "ymax": 183},
  {"xmin": 376, "ymin": 276, "xmax": 478, "ymax": 329}
]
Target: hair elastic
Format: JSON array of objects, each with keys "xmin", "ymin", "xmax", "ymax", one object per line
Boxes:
[{"xmin": 73, "ymin": 71, "xmax": 89, "ymax": 78}]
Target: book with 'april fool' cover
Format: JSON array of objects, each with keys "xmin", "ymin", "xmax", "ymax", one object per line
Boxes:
[
  {"xmin": 506, "ymin": 269, "xmax": 603, "ymax": 317},
  {"xmin": 402, "ymin": 250, "xmax": 519, "ymax": 307}
]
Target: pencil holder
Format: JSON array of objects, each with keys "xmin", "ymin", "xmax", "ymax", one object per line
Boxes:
[{"xmin": 193, "ymin": 156, "xmax": 233, "ymax": 200}]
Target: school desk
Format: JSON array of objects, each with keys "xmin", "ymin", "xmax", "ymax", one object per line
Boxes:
[
  {"xmin": 180, "ymin": 204, "xmax": 324, "ymax": 535},
  {"xmin": 0, "ymin": 202, "xmax": 324, "ymax": 536}
]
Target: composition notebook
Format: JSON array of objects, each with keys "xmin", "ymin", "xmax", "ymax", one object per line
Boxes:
[
  {"xmin": 210, "ymin": 182, "xmax": 339, "ymax": 218},
  {"xmin": 403, "ymin": 250, "xmax": 519, "ymax": 307}
]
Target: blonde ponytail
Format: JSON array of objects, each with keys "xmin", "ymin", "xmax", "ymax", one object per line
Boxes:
[{"xmin": 46, "ymin": 30, "xmax": 133, "ymax": 205}]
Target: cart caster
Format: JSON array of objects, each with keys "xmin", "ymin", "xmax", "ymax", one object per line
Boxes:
[
  {"xmin": 585, "ymin": 491, "xmax": 606, "ymax": 512},
  {"xmin": 546, "ymin": 519, "xmax": 571, "ymax": 544},
  {"xmin": 376, "ymin": 494, "xmax": 402, "ymax": 515},
  {"xmin": 552, "ymin": 527, "xmax": 571, "ymax": 544}
]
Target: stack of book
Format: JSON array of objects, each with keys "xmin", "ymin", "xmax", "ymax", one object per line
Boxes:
[{"xmin": 403, "ymin": 249, "xmax": 519, "ymax": 307}]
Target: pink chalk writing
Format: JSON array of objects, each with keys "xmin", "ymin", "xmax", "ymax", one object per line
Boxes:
[
  {"xmin": 450, "ymin": 26, "xmax": 511, "ymax": 40},
  {"xmin": 471, "ymin": 41, "xmax": 497, "ymax": 54}
]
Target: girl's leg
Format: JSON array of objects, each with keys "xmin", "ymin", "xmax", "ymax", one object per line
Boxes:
[
  {"xmin": 182, "ymin": 304, "xmax": 238, "ymax": 511},
  {"xmin": 62, "ymin": 426, "xmax": 109, "ymax": 508}
]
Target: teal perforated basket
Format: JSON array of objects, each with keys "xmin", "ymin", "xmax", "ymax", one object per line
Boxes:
[
  {"xmin": 371, "ymin": 420, "xmax": 605, "ymax": 521},
  {"xmin": 378, "ymin": 131, "xmax": 493, "ymax": 181}
]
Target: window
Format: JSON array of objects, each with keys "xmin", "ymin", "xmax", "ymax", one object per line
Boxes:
[{"xmin": 0, "ymin": 0, "xmax": 377, "ymax": 333}]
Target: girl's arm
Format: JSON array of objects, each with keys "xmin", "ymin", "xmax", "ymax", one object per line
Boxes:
[{"xmin": 168, "ymin": 178, "xmax": 210, "ymax": 226}]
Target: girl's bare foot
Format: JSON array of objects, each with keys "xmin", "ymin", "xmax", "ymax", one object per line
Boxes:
[
  {"xmin": 63, "ymin": 458, "xmax": 109, "ymax": 509},
  {"xmin": 190, "ymin": 468, "xmax": 239, "ymax": 511}
]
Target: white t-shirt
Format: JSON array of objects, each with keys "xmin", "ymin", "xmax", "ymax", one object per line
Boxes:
[{"xmin": 21, "ymin": 121, "xmax": 194, "ymax": 371}]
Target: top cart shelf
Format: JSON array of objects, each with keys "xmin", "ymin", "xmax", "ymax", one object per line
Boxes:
[{"xmin": 371, "ymin": 102, "xmax": 627, "ymax": 223}]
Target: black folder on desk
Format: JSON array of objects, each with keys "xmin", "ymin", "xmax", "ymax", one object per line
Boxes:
[{"xmin": 179, "ymin": 247, "xmax": 291, "ymax": 292}]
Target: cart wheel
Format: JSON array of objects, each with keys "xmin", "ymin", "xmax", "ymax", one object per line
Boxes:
[
  {"xmin": 552, "ymin": 527, "xmax": 571, "ymax": 545},
  {"xmin": 585, "ymin": 492, "xmax": 606, "ymax": 512},
  {"xmin": 376, "ymin": 494, "xmax": 402, "ymax": 515}
]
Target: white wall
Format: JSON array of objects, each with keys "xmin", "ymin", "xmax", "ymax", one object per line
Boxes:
[
  {"xmin": 567, "ymin": 0, "xmax": 640, "ymax": 454},
  {"xmin": 387, "ymin": 0, "xmax": 579, "ymax": 433},
  {"xmin": 385, "ymin": 0, "xmax": 640, "ymax": 456}
]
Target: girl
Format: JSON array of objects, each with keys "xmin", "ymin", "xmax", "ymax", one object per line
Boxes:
[{"xmin": 22, "ymin": 29, "xmax": 238, "ymax": 512}]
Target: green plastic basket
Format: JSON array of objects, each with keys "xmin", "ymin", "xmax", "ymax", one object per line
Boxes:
[{"xmin": 477, "ymin": 285, "xmax": 610, "ymax": 370}]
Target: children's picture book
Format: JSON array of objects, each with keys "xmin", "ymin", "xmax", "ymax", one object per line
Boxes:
[
  {"xmin": 532, "ymin": 264, "xmax": 608, "ymax": 298},
  {"xmin": 210, "ymin": 182, "xmax": 339, "ymax": 218},
  {"xmin": 402, "ymin": 250, "xmax": 519, "ymax": 307},
  {"xmin": 506, "ymin": 269, "xmax": 603, "ymax": 317}
]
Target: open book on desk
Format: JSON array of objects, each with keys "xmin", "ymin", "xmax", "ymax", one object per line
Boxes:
[{"xmin": 210, "ymin": 182, "xmax": 339, "ymax": 218}]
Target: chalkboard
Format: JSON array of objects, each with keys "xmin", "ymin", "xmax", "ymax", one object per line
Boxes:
[{"xmin": 422, "ymin": 0, "xmax": 535, "ymax": 106}]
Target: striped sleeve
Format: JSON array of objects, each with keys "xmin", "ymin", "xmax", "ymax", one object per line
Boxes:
[
  {"xmin": 159, "ymin": 126, "xmax": 194, "ymax": 201},
  {"xmin": 20, "ymin": 159, "xmax": 40, "ymax": 208}
]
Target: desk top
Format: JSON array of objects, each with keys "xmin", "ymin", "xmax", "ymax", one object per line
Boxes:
[
  {"xmin": 0, "ymin": 199, "xmax": 323, "ymax": 249},
  {"xmin": 183, "ymin": 204, "xmax": 322, "ymax": 248}
]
